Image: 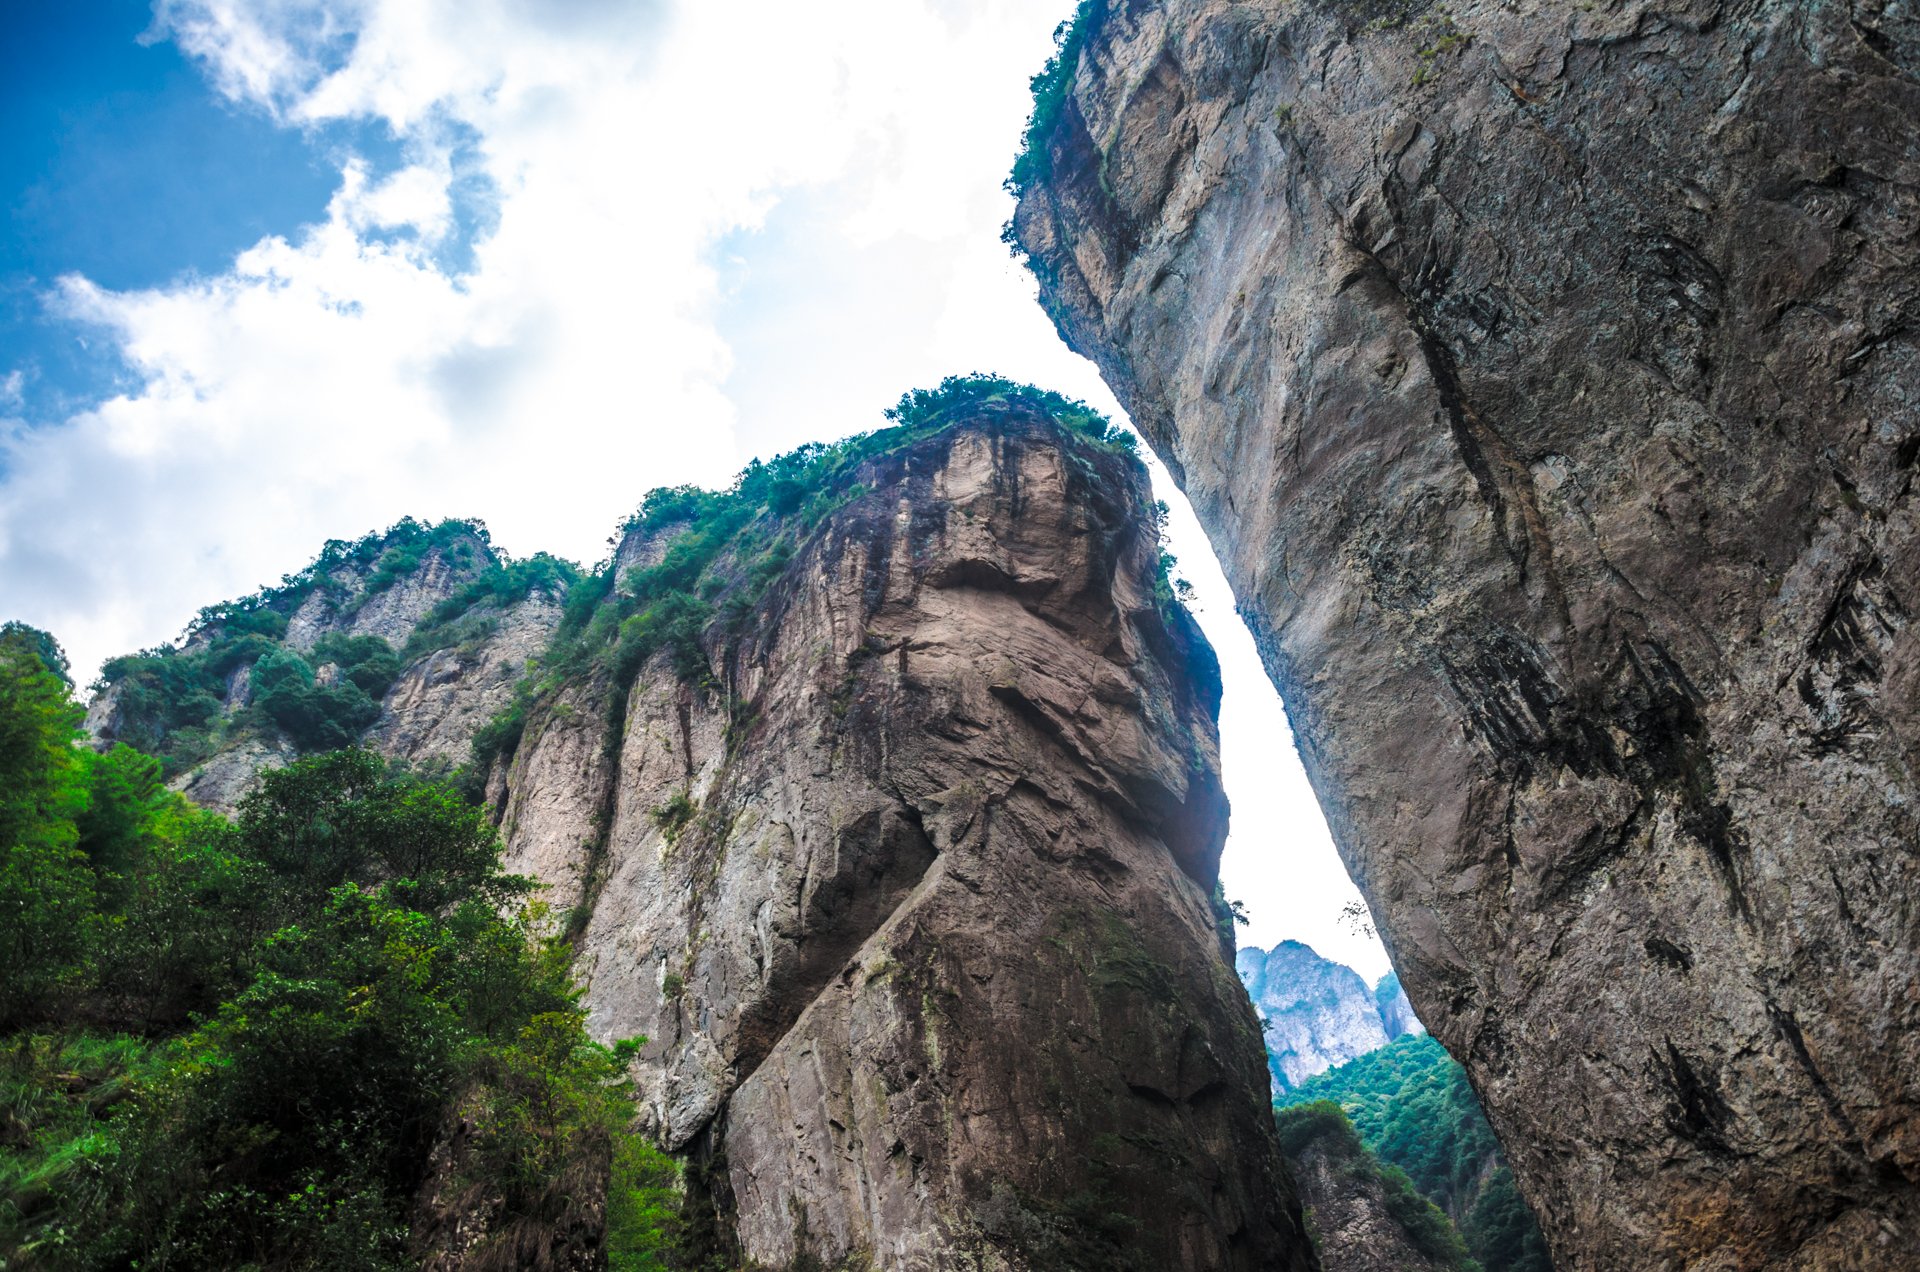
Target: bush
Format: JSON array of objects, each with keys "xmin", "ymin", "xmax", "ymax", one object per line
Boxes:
[
  {"xmin": 250, "ymin": 648, "xmax": 383, "ymax": 753},
  {"xmin": 0, "ymin": 719, "xmax": 685, "ymax": 1271},
  {"xmin": 1005, "ymin": 2, "xmax": 1110, "ymax": 197}
]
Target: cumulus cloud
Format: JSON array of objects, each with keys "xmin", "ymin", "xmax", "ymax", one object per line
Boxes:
[
  {"xmin": 3, "ymin": 0, "xmax": 1076, "ymax": 679},
  {"xmin": 1, "ymin": 0, "xmax": 1382, "ymax": 974}
]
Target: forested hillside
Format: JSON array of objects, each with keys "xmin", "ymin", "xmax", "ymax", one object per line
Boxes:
[
  {"xmin": 1279, "ymin": 1035, "xmax": 1550, "ymax": 1272},
  {"xmin": 0, "ymin": 623, "xmax": 682, "ymax": 1269}
]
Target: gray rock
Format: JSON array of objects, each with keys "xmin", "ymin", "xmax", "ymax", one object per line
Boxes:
[
  {"xmin": 1014, "ymin": 1, "xmax": 1920, "ymax": 1266},
  {"xmin": 1374, "ymin": 971, "xmax": 1424, "ymax": 1042},
  {"xmin": 496, "ymin": 408, "xmax": 1312, "ymax": 1270},
  {"xmin": 1281, "ymin": 1108, "xmax": 1462, "ymax": 1272},
  {"xmin": 1239, "ymin": 941, "xmax": 1391, "ymax": 1090}
]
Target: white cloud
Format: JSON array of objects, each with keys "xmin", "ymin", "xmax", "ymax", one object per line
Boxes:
[{"xmin": 2, "ymin": 0, "xmax": 1385, "ymax": 976}]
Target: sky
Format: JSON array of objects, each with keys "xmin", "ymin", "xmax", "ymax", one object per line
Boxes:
[{"xmin": 0, "ymin": 0, "xmax": 1390, "ymax": 981}]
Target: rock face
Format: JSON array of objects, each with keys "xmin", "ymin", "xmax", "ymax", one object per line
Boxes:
[
  {"xmin": 371, "ymin": 592, "xmax": 561, "ymax": 774},
  {"xmin": 489, "ymin": 405, "xmax": 1310, "ymax": 1270},
  {"xmin": 1238, "ymin": 941, "xmax": 1394, "ymax": 1090},
  {"xmin": 1281, "ymin": 1111, "xmax": 1460, "ymax": 1272},
  {"xmin": 88, "ymin": 524, "xmax": 565, "ymax": 811},
  {"xmin": 1373, "ymin": 972, "xmax": 1425, "ymax": 1043},
  {"xmin": 1015, "ymin": 2, "xmax": 1920, "ymax": 1267}
]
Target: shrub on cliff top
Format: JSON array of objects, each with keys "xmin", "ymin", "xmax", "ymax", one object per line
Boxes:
[
  {"xmin": 467, "ymin": 374, "xmax": 1144, "ymax": 782},
  {"xmin": 1006, "ymin": 2, "xmax": 1109, "ymax": 197}
]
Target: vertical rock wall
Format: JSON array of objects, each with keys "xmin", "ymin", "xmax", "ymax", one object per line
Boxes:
[
  {"xmin": 493, "ymin": 408, "xmax": 1311, "ymax": 1270},
  {"xmin": 1014, "ymin": 1, "xmax": 1920, "ymax": 1266}
]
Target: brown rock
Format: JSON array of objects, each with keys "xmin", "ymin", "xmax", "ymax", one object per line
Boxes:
[
  {"xmin": 1013, "ymin": 2, "xmax": 1920, "ymax": 1267},
  {"xmin": 494, "ymin": 406, "xmax": 1311, "ymax": 1270}
]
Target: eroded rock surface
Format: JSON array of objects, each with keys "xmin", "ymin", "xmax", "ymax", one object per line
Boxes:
[
  {"xmin": 1282, "ymin": 1113, "xmax": 1460, "ymax": 1272},
  {"xmin": 1015, "ymin": 2, "xmax": 1920, "ymax": 1267},
  {"xmin": 492, "ymin": 407, "xmax": 1310, "ymax": 1270},
  {"xmin": 89, "ymin": 527, "xmax": 564, "ymax": 812},
  {"xmin": 1238, "ymin": 941, "xmax": 1392, "ymax": 1090}
]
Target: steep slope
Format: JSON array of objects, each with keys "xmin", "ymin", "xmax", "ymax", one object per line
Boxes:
[
  {"xmin": 1284, "ymin": 1034, "xmax": 1551, "ymax": 1272},
  {"xmin": 1013, "ymin": 2, "xmax": 1920, "ymax": 1267},
  {"xmin": 87, "ymin": 519, "xmax": 572, "ymax": 810},
  {"xmin": 479, "ymin": 386, "xmax": 1310, "ymax": 1269},
  {"xmin": 1238, "ymin": 941, "xmax": 1392, "ymax": 1090},
  {"xmin": 1276, "ymin": 1101, "xmax": 1477, "ymax": 1272}
]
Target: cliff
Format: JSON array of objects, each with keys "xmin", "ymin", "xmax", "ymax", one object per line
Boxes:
[
  {"xmin": 1276, "ymin": 1101, "xmax": 1476, "ymax": 1272},
  {"xmin": 1013, "ymin": 2, "xmax": 1920, "ymax": 1267},
  {"xmin": 87, "ymin": 519, "xmax": 570, "ymax": 811},
  {"xmin": 484, "ymin": 390, "xmax": 1307, "ymax": 1269},
  {"xmin": 84, "ymin": 383, "xmax": 1314, "ymax": 1269},
  {"xmin": 1237, "ymin": 941, "xmax": 1402, "ymax": 1090}
]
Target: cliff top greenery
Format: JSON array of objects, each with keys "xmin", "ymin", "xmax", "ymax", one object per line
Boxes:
[
  {"xmin": 1280, "ymin": 1034, "xmax": 1551, "ymax": 1272},
  {"xmin": 1275, "ymin": 1099, "xmax": 1482, "ymax": 1272},
  {"xmin": 471, "ymin": 373, "xmax": 1155, "ymax": 782},
  {"xmin": 0, "ymin": 628, "xmax": 689, "ymax": 1269},
  {"xmin": 93, "ymin": 518, "xmax": 578, "ymax": 779},
  {"xmin": 1006, "ymin": 1, "xmax": 1108, "ymax": 197}
]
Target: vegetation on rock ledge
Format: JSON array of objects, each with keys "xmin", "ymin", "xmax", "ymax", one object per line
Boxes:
[
  {"xmin": 1280, "ymin": 1034, "xmax": 1551, "ymax": 1272},
  {"xmin": 93, "ymin": 518, "xmax": 575, "ymax": 779},
  {"xmin": 0, "ymin": 626, "xmax": 687, "ymax": 1270},
  {"xmin": 467, "ymin": 374, "xmax": 1147, "ymax": 784}
]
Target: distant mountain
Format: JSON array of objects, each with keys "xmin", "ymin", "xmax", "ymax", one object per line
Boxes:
[
  {"xmin": 1236, "ymin": 942, "xmax": 1423, "ymax": 1091},
  {"xmin": 1374, "ymin": 971, "xmax": 1425, "ymax": 1042}
]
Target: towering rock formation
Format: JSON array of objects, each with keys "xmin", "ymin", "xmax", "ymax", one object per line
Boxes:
[
  {"xmin": 487, "ymin": 398, "xmax": 1307, "ymax": 1270},
  {"xmin": 1238, "ymin": 941, "xmax": 1395, "ymax": 1090},
  {"xmin": 1013, "ymin": 2, "xmax": 1920, "ymax": 1267},
  {"xmin": 85, "ymin": 389, "xmax": 1314, "ymax": 1269},
  {"xmin": 87, "ymin": 520, "xmax": 567, "ymax": 812}
]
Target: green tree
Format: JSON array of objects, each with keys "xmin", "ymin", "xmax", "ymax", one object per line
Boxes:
[
  {"xmin": 234, "ymin": 747, "xmax": 518, "ymax": 916},
  {"xmin": 0, "ymin": 626, "xmax": 96, "ymax": 1026}
]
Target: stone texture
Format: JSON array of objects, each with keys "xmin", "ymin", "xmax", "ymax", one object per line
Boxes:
[
  {"xmin": 92, "ymin": 529, "xmax": 564, "ymax": 813},
  {"xmin": 1284, "ymin": 1120, "xmax": 1457, "ymax": 1272},
  {"xmin": 492, "ymin": 407, "xmax": 1311, "ymax": 1271},
  {"xmin": 284, "ymin": 533, "xmax": 490, "ymax": 654},
  {"xmin": 1238, "ymin": 941, "xmax": 1391, "ymax": 1090},
  {"xmin": 1373, "ymin": 971, "xmax": 1425, "ymax": 1043},
  {"xmin": 373, "ymin": 593, "xmax": 562, "ymax": 774},
  {"xmin": 173, "ymin": 734, "xmax": 299, "ymax": 813},
  {"xmin": 1014, "ymin": 2, "xmax": 1920, "ymax": 1267}
]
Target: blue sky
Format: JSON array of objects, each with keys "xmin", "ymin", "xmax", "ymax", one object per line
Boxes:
[
  {"xmin": 2, "ymin": 2, "xmax": 352, "ymax": 421},
  {"xmin": 0, "ymin": 0, "xmax": 1390, "ymax": 980}
]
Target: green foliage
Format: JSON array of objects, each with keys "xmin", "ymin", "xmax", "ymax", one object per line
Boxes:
[
  {"xmin": 0, "ymin": 630, "xmax": 95, "ymax": 1027},
  {"xmin": 0, "ymin": 624, "xmax": 72, "ymax": 686},
  {"xmin": 606, "ymin": 1132, "xmax": 684, "ymax": 1272},
  {"xmin": 1006, "ymin": 2, "xmax": 1110, "ymax": 197},
  {"xmin": 234, "ymin": 748, "xmax": 523, "ymax": 916},
  {"xmin": 1274, "ymin": 1101, "xmax": 1480, "ymax": 1272},
  {"xmin": 250, "ymin": 647, "xmax": 384, "ymax": 753},
  {"xmin": 91, "ymin": 518, "xmax": 539, "ymax": 778},
  {"xmin": 0, "ymin": 691, "xmax": 689, "ymax": 1270},
  {"xmin": 470, "ymin": 374, "xmax": 1141, "ymax": 780},
  {"xmin": 1274, "ymin": 1099, "xmax": 1361, "ymax": 1161},
  {"xmin": 404, "ymin": 552, "xmax": 581, "ymax": 660},
  {"xmin": 1280, "ymin": 1034, "xmax": 1550, "ymax": 1272},
  {"xmin": 1462, "ymin": 1167, "xmax": 1551, "ymax": 1272},
  {"xmin": 311, "ymin": 632, "xmax": 404, "ymax": 699},
  {"xmin": 651, "ymin": 794, "xmax": 696, "ymax": 845}
]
